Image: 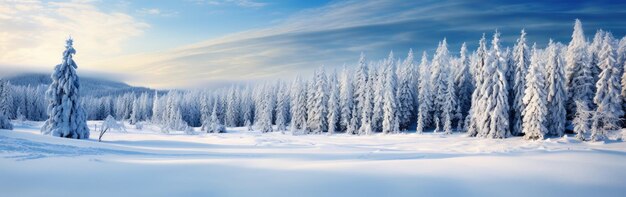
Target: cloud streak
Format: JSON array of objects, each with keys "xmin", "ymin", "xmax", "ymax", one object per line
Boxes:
[{"xmin": 96, "ymin": 0, "xmax": 626, "ymax": 88}]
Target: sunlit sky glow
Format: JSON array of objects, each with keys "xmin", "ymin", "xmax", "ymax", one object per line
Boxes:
[{"xmin": 1, "ymin": 0, "xmax": 625, "ymax": 89}]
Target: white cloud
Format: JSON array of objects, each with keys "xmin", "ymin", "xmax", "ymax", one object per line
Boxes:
[
  {"xmin": 136, "ymin": 8, "xmax": 178, "ymax": 17},
  {"xmin": 0, "ymin": 0, "xmax": 149, "ymax": 70},
  {"xmin": 190, "ymin": 0, "xmax": 266, "ymax": 8}
]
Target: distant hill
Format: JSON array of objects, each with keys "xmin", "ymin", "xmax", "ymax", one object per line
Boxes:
[{"xmin": 6, "ymin": 73, "xmax": 155, "ymax": 97}]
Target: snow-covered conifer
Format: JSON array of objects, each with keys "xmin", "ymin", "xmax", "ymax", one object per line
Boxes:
[
  {"xmin": 442, "ymin": 72, "xmax": 457, "ymax": 134},
  {"xmin": 566, "ymin": 19, "xmax": 593, "ymax": 120},
  {"xmin": 353, "ymin": 53, "xmax": 368, "ymax": 129},
  {"xmin": 511, "ymin": 29, "xmax": 530, "ymax": 136},
  {"xmin": 307, "ymin": 67, "xmax": 329, "ymax": 134},
  {"xmin": 382, "ymin": 55, "xmax": 399, "ymax": 134},
  {"xmin": 431, "ymin": 39, "xmax": 451, "ymax": 121},
  {"xmin": 275, "ymin": 82, "xmax": 290, "ymax": 131},
  {"xmin": 41, "ymin": 38, "xmax": 89, "ymax": 139},
  {"xmin": 339, "ymin": 66, "xmax": 354, "ymax": 132},
  {"xmin": 484, "ymin": 31, "xmax": 510, "ymax": 138},
  {"xmin": 454, "ymin": 43, "xmax": 472, "ymax": 130},
  {"xmin": 416, "ymin": 52, "xmax": 432, "ymax": 133},
  {"xmin": 522, "ymin": 45, "xmax": 548, "ymax": 140},
  {"xmin": 466, "ymin": 34, "xmax": 488, "ymax": 136},
  {"xmin": 327, "ymin": 71, "xmax": 340, "ymax": 134},
  {"xmin": 290, "ymin": 77, "xmax": 307, "ymax": 133},
  {"xmin": 592, "ymin": 33, "xmax": 623, "ymax": 141},
  {"xmin": 545, "ymin": 40, "xmax": 567, "ymax": 137},
  {"xmin": 573, "ymin": 100, "xmax": 592, "ymax": 141},
  {"xmin": 397, "ymin": 49, "xmax": 415, "ymax": 130}
]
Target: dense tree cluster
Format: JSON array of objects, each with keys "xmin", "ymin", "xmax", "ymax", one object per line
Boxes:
[{"xmin": 2, "ymin": 20, "xmax": 626, "ymax": 141}]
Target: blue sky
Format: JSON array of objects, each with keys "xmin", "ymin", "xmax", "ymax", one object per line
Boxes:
[{"xmin": 1, "ymin": 0, "xmax": 625, "ymax": 89}]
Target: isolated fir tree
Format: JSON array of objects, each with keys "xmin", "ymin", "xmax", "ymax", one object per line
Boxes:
[
  {"xmin": 592, "ymin": 33, "xmax": 623, "ymax": 141},
  {"xmin": 545, "ymin": 41, "xmax": 567, "ymax": 137},
  {"xmin": 522, "ymin": 45, "xmax": 548, "ymax": 140},
  {"xmin": 511, "ymin": 29, "xmax": 529, "ymax": 136},
  {"xmin": 41, "ymin": 38, "xmax": 89, "ymax": 139}
]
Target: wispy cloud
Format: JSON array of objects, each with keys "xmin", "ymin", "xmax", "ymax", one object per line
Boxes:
[
  {"xmin": 136, "ymin": 8, "xmax": 178, "ymax": 17},
  {"xmin": 94, "ymin": 0, "xmax": 626, "ymax": 88},
  {"xmin": 190, "ymin": 0, "xmax": 266, "ymax": 8}
]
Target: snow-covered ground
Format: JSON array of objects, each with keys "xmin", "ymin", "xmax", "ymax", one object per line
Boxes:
[{"xmin": 1, "ymin": 121, "xmax": 626, "ymax": 197}]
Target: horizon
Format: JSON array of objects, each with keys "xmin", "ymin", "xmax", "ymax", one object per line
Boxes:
[{"xmin": 1, "ymin": 0, "xmax": 626, "ymax": 90}]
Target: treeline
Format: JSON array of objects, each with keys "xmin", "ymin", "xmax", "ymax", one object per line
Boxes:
[{"xmin": 1, "ymin": 19, "xmax": 625, "ymax": 141}]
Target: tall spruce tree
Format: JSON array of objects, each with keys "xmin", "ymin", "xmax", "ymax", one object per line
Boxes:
[
  {"xmin": 41, "ymin": 38, "xmax": 89, "ymax": 139},
  {"xmin": 592, "ymin": 33, "xmax": 623, "ymax": 141}
]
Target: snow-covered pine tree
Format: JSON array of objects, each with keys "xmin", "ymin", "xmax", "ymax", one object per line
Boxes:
[
  {"xmin": 327, "ymin": 71, "xmax": 340, "ymax": 134},
  {"xmin": 567, "ymin": 19, "xmax": 593, "ymax": 120},
  {"xmin": 339, "ymin": 66, "xmax": 354, "ymax": 132},
  {"xmin": 200, "ymin": 93, "xmax": 211, "ymax": 132},
  {"xmin": 416, "ymin": 52, "xmax": 432, "ymax": 133},
  {"xmin": 372, "ymin": 58, "xmax": 388, "ymax": 132},
  {"xmin": 0, "ymin": 79, "xmax": 12, "ymax": 130},
  {"xmin": 359, "ymin": 65, "xmax": 375, "ymax": 135},
  {"xmin": 0, "ymin": 79, "xmax": 13, "ymax": 120},
  {"xmin": 41, "ymin": 38, "xmax": 89, "ymax": 139},
  {"xmin": 152, "ymin": 90, "xmax": 161, "ymax": 123},
  {"xmin": 346, "ymin": 107, "xmax": 358, "ymax": 135},
  {"xmin": 590, "ymin": 30, "xmax": 606, "ymax": 85},
  {"xmin": 431, "ymin": 39, "xmax": 451, "ymax": 122},
  {"xmin": 454, "ymin": 43, "xmax": 472, "ymax": 131},
  {"xmin": 397, "ymin": 49, "xmax": 415, "ymax": 130},
  {"xmin": 257, "ymin": 85, "xmax": 274, "ymax": 133},
  {"xmin": 511, "ymin": 29, "xmax": 530, "ymax": 136},
  {"xmin": 225, "ymin": 87, "xmax": 240, "ymax": 127},
  {"xmin": 545, "ymin": 40, "xmax": 567, "ymax": 137},
  {"xmin": 290, "ymin": 76, "xmax": 307, "ymax": 134},
  {"xmin": 353, "ymin": 53, "xmax": 368, "ymax": 129},
  {"xmin": 382, "ymin": 55, "xmax": 399, "ymax": 134},
  {"xmin": 466, "ymin": 34, "xmax": 488, "ymax": 137},
  {"xmin": 522, "ymin": 44, "xmax": 548, "ymax": 140},
  {"xmin": 307, "ymin": 67, "xmax": 329, "ymax": 134},
  {"xmin": 485, "ymin": 31, "xmax": 510, "ymax": 138},
  {"xmin": 241, "ymin": 86, "xmax": 254, "ymax": 131},
  {"xmin": 275, "ymin": 81, "xmax": 290, "ymax": 131},
  {"xmin": 573, "ymin": 99, "xmax": 593, "ymax": 141},
  {"xmin": 592, "ymin": 33, "xmax": 623, "ymax": 141},
  {"xmin": 206, "ymin": 99, "xmax": 225, "ymax": 133},
  {"xmin": 129, "ymin": 97, "xmax": 140, "ymax": 125},
  {"xmin": 442, "ymin": 70, "xmax": 458, "ymax": 134}
]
